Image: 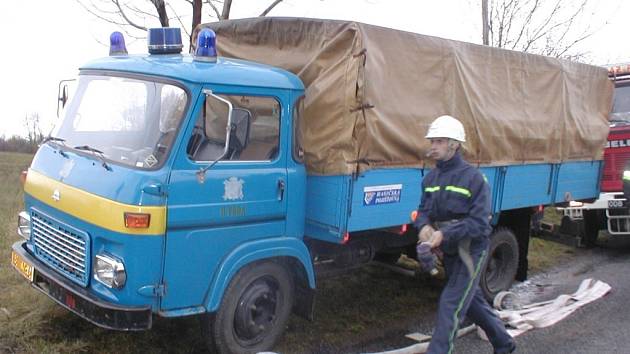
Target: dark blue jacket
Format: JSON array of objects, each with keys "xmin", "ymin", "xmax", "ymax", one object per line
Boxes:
[{"xmin": 414, "ymin": 151, "xmax": 492, "ymax": 255}]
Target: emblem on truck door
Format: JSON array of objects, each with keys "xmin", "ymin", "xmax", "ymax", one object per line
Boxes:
[{"xmin": 223, "ymin": 177, "xmax": 244, "ymax": 201}]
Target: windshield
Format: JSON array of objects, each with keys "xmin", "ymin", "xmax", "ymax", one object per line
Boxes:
[
  {"xmin": 610, "ymin": 84, "xmax": 630, "ymax": 126},
  {"xmin": 52, "ymin": 74, "xmax": 188, "ymax": 169}
]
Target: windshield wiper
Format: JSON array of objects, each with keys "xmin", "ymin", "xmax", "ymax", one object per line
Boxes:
[
  {"xmin": 42, "ymin": 136, "xmax": 65, "ymax": 144},
  {"xmin": 42, "ymin": 135, "xmax": 69, "ymax": 157},
  {"xmin": 74, "ymin": 145, "xmax": 112, "ymax": 171}
]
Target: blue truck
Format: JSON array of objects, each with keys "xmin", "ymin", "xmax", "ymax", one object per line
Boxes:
[{"xmin": 11, "ymin": 19, "xmax": 612, "ymax": 353}]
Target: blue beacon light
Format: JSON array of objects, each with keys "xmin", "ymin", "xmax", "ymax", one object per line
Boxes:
[
  {"xmin": 194, "ymin": 29, "xmax": 217, "ymax": 63},
  {"xmin": 147, "ymin": 27, "xmax": 183, "ymax": 55},
  {"xmin": 109, "ymin": 31, "xmax": 128, "ymax": 56}
]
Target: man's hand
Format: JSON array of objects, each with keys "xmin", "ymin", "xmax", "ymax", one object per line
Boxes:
[
  {"xmin": 418, "ymin": 225, "xmax": 435, "ymax": 243},
  {"xmin": 429, "ymin": 230, "xmax": 443, "ymax": 249}
]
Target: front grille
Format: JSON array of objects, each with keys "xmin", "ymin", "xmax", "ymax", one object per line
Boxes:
[
  {"xmin": 603, "ymin": 150, "xmax": 630, "ymax": 182},
  {"xmin": 31, "ymin": 209, "xmax": 90, "ymax": 286}
]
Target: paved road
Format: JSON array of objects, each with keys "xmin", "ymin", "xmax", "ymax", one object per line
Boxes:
[
  {"xmin": 351, "ymin": 235, "xmax": 630, "ymax": 354},
  {"xmin": 453, "ymin": 235, "xmax": 630, "ymax": 354}
]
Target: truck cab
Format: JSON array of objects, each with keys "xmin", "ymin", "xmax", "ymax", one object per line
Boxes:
[
  {"xmin": 558, "ymin": 63, "xmax": 630, "ymax": 245},
  {"xmin": 12, "ymin": 28, "xmax": 314, "ymax": 351}
]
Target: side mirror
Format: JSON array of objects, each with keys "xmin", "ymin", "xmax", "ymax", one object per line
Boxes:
[
  {"xmin": 60, "ymin": 86, "xmax": 68, "ymax": 106},
  {"xmin": 196, "ymin": 89, "xmax": 233, "ymax": 183},
  {"xmin": 229, "ymin": 108, "xmax": 251, "ymax": 152},
  {"xmin": 57, "ymin": 79, "xmax": 75, "ymax": 118}
]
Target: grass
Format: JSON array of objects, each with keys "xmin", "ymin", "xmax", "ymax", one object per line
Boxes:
[
  {"xmin": 526, "ymin": 207, "xmax": 577, "ymax": 273},
  {"xmin": 276, "ymin": 266, "xmax": 443, "ymax": 353},
  {"xmin": 0, "ymin": 152, "xmax": 53, "ymax": 353},
  {"xmin": 0, "ymin": 151, "xmax": 578, "ymax": 353},
  {"xmin": 527, "ymin": 237, "xmax": 575, "ymax": 274}
]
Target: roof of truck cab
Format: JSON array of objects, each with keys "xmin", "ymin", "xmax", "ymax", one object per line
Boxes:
[{"xmin": 80, "ymin": 54, "xmax": 305, "ymax": 90}]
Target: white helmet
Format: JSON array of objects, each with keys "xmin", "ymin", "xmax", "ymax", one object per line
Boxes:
[{"xmin": 425, "ymin": 115, "xmax": 466, "ymax": 142}]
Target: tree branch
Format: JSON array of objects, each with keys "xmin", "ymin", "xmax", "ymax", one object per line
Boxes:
[
  {"xmin": 259, "ymin": 0, "xmax": 283, "ymax": 16},
  {"xmin": 165, "ymin": 1, "xmax": 190, "ymax": 38},
  {"xmin": 500, "ymin": 0, "xmax": 517, "ymax": 48},
  {"xmin": 113, "ymin": 0, "xmax": 148, "ymax": 30},
  {"xmin": 221, "ymin": 0, "xmax": 232, "ymax": 19},
  {"xmin": 76, "ymin": 0, "xmax": 142, "ymax": 29},
  {"xmin": 497, "ymin": 0, "xmax": 508, "ymax": 47},
  {"xmin": 205, "ymin": 0, "xmax": 222, "ymax": 19},
  {"xmin": 511, "ymin": 0, "xmax": 540, "ymax": 50},
  {"xmin": 126, "ymin": 2, "xmax": 160, "ymax": 20},
  {"xmin": 488, "ymin": 0, "xmax": 497, "ymax": 46},
  {"xmin": 150, "ymin": 0, "xmax": 170, "ymax": 27},
  {"xmin": 521, "ymin": 0, "xmax": 563, "ymax": 52},
  {"xmin": 487, "ymin": 0, "xmax": 599, "ymax": 60},
  {"xmin": 124, "ymin": 4, "xmax": 160, "ymax": 22}
]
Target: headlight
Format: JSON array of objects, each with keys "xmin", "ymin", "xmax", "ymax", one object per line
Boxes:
[
  {"xmin": 94, "ymin": 254, "xmax": 126, "ymax": 289},
  {"xmin": 17, "ymin": 211, "xmax": 31, "ymax": 240}
]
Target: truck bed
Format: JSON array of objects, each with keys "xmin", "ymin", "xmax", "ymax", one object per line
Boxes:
[{"xmin": 305, "ymin": 160, "xmax": 602, "ymax": 243}]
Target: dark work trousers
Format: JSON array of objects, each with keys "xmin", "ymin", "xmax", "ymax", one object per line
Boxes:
[{"xmin": 427, "ymin": 248, "xmax": 515, "ymax": 354}]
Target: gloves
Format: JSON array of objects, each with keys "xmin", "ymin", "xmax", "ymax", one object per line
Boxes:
[{"xmin": 418, "ymin": 224, "xmax": 435, "ymax": 243}]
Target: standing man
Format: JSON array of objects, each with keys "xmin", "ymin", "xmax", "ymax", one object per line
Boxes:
[{"xmin": 414, "ymin": 115, "xmax": 515, "ymax": 354}]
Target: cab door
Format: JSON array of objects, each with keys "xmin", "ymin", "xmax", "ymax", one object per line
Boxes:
[{"xmin": 161, "ymin": 89, "xmax": 288, "ymax": 310}]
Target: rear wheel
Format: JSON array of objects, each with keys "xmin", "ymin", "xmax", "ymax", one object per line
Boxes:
[
  {"xmin": 202, "ymin": 261, "xmax": 294, "ymax": 354},
  {"xmin": 480, "ymin": 228, "xmax": 519, "ymax": 302}
]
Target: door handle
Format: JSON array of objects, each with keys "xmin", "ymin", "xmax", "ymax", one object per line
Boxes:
[{"xmin": 277, "ymin": 179, "xmax": 286, "ymax": 201}]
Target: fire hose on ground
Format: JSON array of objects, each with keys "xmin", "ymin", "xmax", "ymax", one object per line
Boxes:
[{"xmin": 365, "ymin": 278, "xmax": 612, "ymax": 354}]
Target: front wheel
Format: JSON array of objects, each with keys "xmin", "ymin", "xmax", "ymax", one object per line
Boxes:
[
  {"xmin": 479, "ymin": 228, "xmax": 519, "ymax": 302},
  {"xmin": 202, "ymin": 261, "xmax": 294, "ymax": 354}
]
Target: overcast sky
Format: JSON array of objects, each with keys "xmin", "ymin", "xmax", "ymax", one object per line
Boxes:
[{"xmin": 0, "ymin": 0, "xmax": 628, "ymax": 137}]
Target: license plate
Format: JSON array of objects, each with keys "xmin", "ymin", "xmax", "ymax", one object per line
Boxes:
[
  {"xmin": 608, "ymin": 199, "xmax": 624, "ymax": 209},
  {"xmin": 11, "ymin": 251, "xmax": 34, "ymax": 282}
]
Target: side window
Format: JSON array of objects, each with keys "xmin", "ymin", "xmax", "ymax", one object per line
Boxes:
[{"xmin": 187, "ymin": 94, "xmax": 280, "ymax": 162}]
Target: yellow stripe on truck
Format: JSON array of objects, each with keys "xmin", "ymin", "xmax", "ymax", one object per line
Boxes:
[{"xmin": 24, "ymin": 169, "xmax": 165, "ymax": 235}]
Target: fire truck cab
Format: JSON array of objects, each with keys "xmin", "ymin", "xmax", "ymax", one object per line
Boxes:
[{"xmin": 559, "ymin": 64, "xmax": 630, "ymax": 245}]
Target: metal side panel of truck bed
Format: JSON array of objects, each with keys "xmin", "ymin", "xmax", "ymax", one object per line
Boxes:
[{"xmin": 304, "ymin": 160, "xmax": 602, "ymax": 243}]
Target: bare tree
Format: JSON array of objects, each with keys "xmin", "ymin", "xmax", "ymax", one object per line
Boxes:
[
  {"xmin": 24, "ymin": 113, "xmax": 44, "ymax": 146},
  {"xmin": 482, "ymin": 0, "xmax": 489, "ymax": 45},
  {"xmin": 482, "ymin": 0, "xmax": 601, "ymax": 61},
  {"xmin": 77, "ymin": 0, "xmax": 284, "ymax": 47},
  {"xmin": 152, "ymin": 0, "xmax": 169, "ymax": 27}
]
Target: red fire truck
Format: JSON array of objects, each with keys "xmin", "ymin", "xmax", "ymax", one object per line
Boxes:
[{"xmin": 559, "ymin": 63, "xmax": 630, "ymax": 246}]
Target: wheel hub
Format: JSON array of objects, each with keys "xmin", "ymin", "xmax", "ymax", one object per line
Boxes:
[{"xmin": 234, "ymin": 277, "xmax": 279, "ymax": 342}]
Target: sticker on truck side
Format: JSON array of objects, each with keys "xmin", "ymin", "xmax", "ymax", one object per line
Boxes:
[{"xmin": 363, "ymin": 184, "xmax": 402, "ymax": 206}]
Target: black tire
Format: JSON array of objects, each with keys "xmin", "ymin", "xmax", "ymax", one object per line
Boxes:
[
  {"xmin": 582, "ymin": 209, "xmax": 600, "ymax": 248},
  {"xmin": 480, "ymin": 228, "xmax": 519, "ymax": 302},
  {"xmin": 202, "ymin": 261, "xmax": 294, "ymax": 354}
]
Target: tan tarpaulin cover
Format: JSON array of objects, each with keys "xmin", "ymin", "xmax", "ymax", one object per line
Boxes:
[{"xmin": 195, "ymin": 18, "xmax": 613, "ymax": 175}]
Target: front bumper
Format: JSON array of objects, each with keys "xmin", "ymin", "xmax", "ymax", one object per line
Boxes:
[{"xmin": 11, "ymin": 241, "xmax": 152, "ymax": 331}]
